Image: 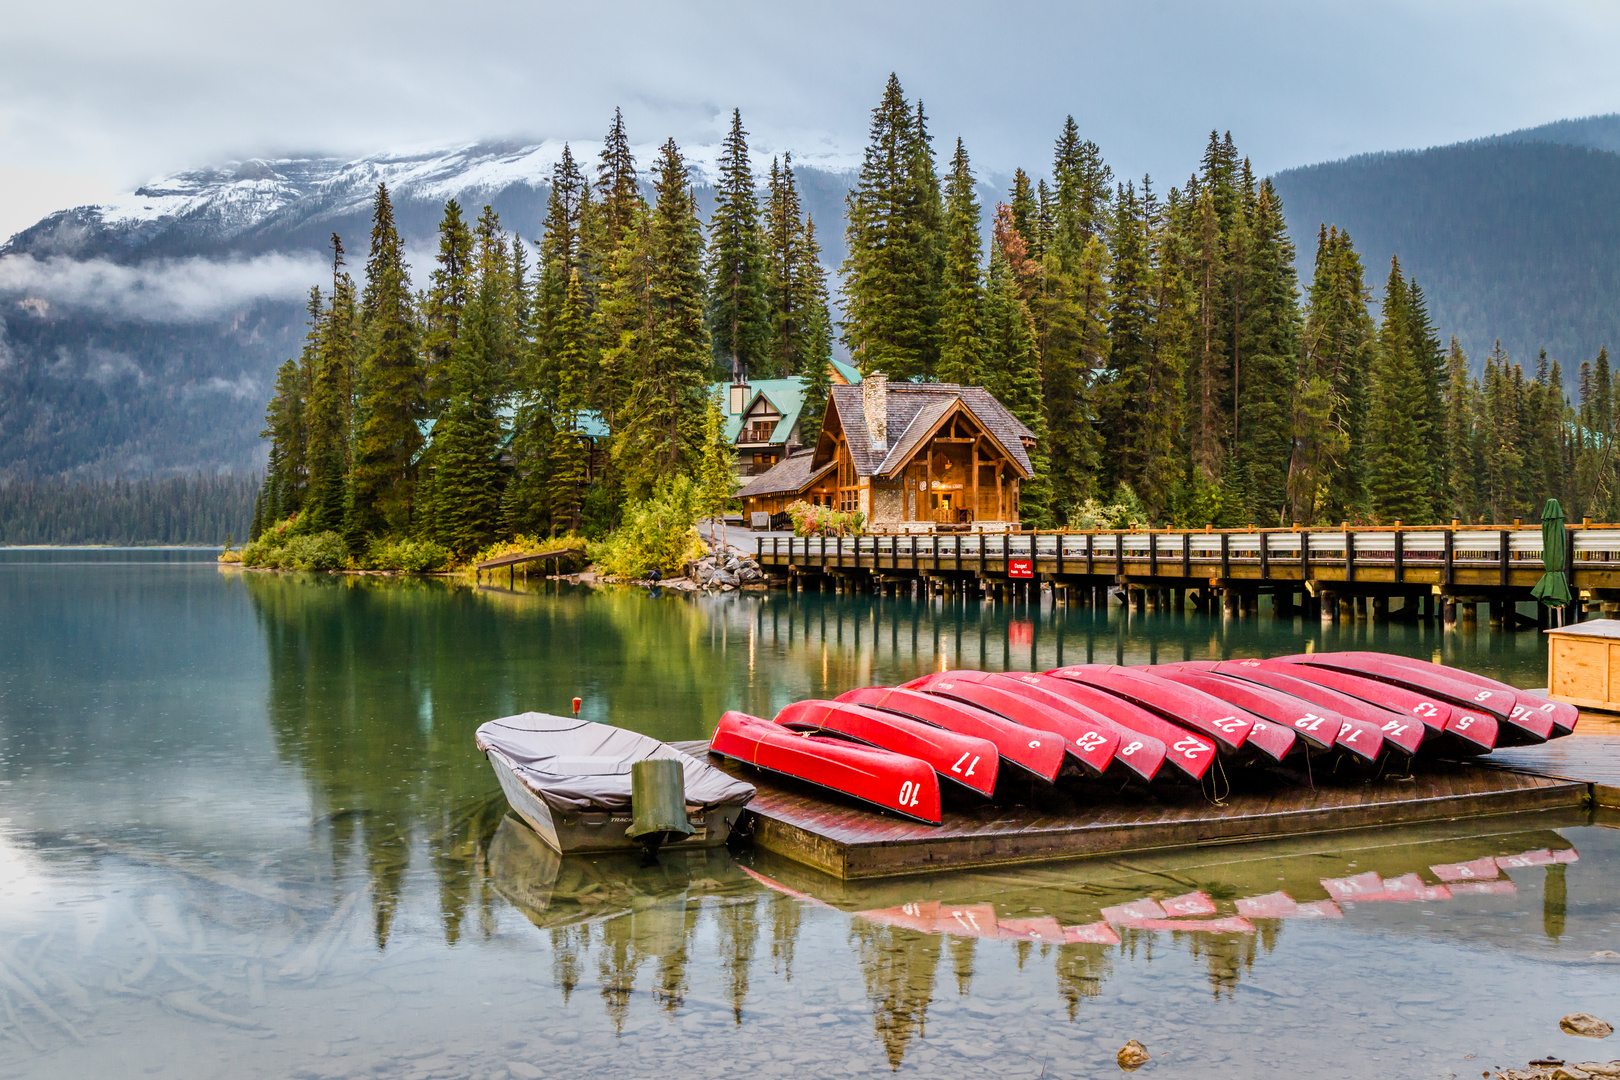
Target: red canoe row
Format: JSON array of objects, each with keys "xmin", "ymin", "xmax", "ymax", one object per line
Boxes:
[{"xmin": 707, "ymin": 651, "xmax": 1574, "ymax": 828}]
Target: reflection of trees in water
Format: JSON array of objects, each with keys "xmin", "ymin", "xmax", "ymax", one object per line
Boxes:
[
  {"xmin": 598, "ymin": 913, "xmax": 646, "ymax": 1034},
  {"xmin": 767, "ymin": 890, "xmax": 802, "ymax": 979},
  {"xmin": 1055, "ymin": 943, "xmax": 1112, "ymax": 1019},
  {"xmin": 1545, "ymin": 864, "xmax": 1567, "ymax": 940},
  {"xmin": 948, "ymin": 936, "xmax": 976, "ymax": 996},
  {"xmin": 714, "ymin": 897, "xmax": 760, "ymax": 1022},
  {"xmin": 849, "ymin": 922, "xmax": 942, "ymax": 1070},
  {"xmin": 551, "ymin": 925, "xmax": 587, "ymax": 1002},
  {"xmin": 1186, "ymin": 931, "xmax": 1258, "ymax": 1000}
]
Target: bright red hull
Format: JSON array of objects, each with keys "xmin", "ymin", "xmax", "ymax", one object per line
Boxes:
[
  {"xmin": 709, "ymin": 711, "xmax": 942, "ymax": 824},
  {"xmin": 774, "ymin": 699, "xmax": 1000, "ymax": 797},
  {"xmin": 1028, "ymin": 672, "xmax": 1217, "ymax": 780},
  {"xmin": 835, "ymin": 685, "xmax": 1066, "ymax": 783},
  {"xmin": 1043, "ymin": 665, "xmax": 1257, "ymax": 755}
]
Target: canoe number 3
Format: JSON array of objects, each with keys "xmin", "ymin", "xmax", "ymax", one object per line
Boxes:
[{"xmin": 950, "ymin": 753, "xmax": 980, "ymax": 777}]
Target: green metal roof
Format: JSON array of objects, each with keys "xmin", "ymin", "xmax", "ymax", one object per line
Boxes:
[
  {"xmin": 830, "ymin": 357, "xmax": 862, "ymax": 385},
  {"xmin": 712, "ymin": 378, "xmax": 811, "ymax": 445}
]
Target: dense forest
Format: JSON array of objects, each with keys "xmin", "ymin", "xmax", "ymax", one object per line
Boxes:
[
  {"xmin": 252, "ymin": 76, "xmax": 1614, "ymax": 567},
  {"xmin": 0, "ymin": 474, "xmax": 255, "ymax": 545}
]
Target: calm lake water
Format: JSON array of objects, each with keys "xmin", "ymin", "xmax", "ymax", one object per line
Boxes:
[{"xmin": 0, "ymin": 549, "xmax": 1615, "ymax": 1079}]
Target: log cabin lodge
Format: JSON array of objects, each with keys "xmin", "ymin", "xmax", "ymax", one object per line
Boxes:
[{"xmin": 738, "ymin": 372, "xmax": 1037, "ymax": 533}]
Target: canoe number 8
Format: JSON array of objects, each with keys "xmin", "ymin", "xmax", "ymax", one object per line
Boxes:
[
  {"xmin": 950, "ymin": 752, "xmax": 980, "ymax": 777},
  {"xmin": 898, "ymin": 780, "xmax": 923, "ymax": 808}
]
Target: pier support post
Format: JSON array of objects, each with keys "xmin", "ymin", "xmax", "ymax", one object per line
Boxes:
[
  {"xmin": 1320, "ymin": 590, "xmax": 1337, "ymax": 622},
  {"xmin": 1222, "ymin": 589, "xmax": 1238, "ymax": 617},
  {"xmin": 1373, "ymin": 595, "xmax": 1389, "ymax": 623}
]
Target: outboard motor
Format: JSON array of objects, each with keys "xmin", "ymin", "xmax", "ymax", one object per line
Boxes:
[{"xmin": 626, "ymin": 758, "xmax": 694, "ymax": 863}]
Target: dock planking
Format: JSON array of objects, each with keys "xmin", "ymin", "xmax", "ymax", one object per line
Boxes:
[{"xmin": 674, "ymin": 741, "xmax": 1586, "ymax": 880}]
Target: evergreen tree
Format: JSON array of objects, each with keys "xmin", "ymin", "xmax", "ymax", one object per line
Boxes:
[
  {"xmin": 1101, "ymin": 180, "xmax": 1151, "ymax": 496},
  {"xmin": 1366, "ymin": 256, "xmax": 1432, "ymax": 522},
  {"xmin": 422, "ymin": 201, "xmax": 474, "ymax": 411},
  {"xmin": 1186, "ymin": 185, "xmax": 1227, "ymax": 484},
  {"xmin": 1482, "ymin": 341, "xmax": 1526, "ymax": 521},
  {"xmin": 983, "ymin": 213, "xmax": 1050, "ymax": 526},
  {"xmin": 346, "ymin": 183, "xmax": 422, "ymax": 547},
  {"xmin": 1301, "ymin": 226, "xmax": 1376, "ymax": 520},
  {"xmin": 840, "ymin": 75, "xmax": 939, "ymax": 380},
  {"xmin": 545, "ymin": 269, "xmax": 593, "ymax": 535},
  {"xmin": 706, "ymin": 109, "xmax": 770, "ymax": 382},
  {"xmin": 1232, "ymin": 178, "xmax": 1298, "ymax": 524},
  {"xmin": 937, "ymin": 138, "xmax": 984, "ymax": 387},
  {"xmin": 795, "ymin": 216, "xmax": 835, "ymax": 438},
  {"xmin": 536, "ymin": 145, "xmax": 589, "ymax": 363},
  {"xmin": 304, "ymin": 238, "xmax": 356, "ymax": 534},
  {"xmin": 1008, "ymin": 168, "xmax": 1043, "ymax": 259},
  {"xmin": 613, "ymin": 139, "xmax": 710, "ymax": 498}
]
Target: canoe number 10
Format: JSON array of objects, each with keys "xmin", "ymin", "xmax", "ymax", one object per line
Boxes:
[
  {"xmin": 898, "ymin": 781, "xmax": 923, "ymax": 808},
  {"xmin": 950, "ymin": 753, "xmax": 980, "ymax": 777}
]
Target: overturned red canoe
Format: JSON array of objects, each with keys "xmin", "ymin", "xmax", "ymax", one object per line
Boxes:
[
  {"xmin": 1143, "ymin": 669, "xmax": 1304, "ymax": 762},
  {"xmin": 1043, "ymin": 665, "xmax": 1256, "ymax": 755},
  {"xmin": 1230, "ymin": 658, "xmax": 1497, "ymax": 754},
  {"xmin": 1336, "ymin": 651, "xmax": 1575, "ymax": 738},
  {"xmin": 977, "ymin": 671, "xmax": 1178, "ymax": 781},
  {"xmin": 1167, "ymin": 663, "xmax": 1397, "ymax": 763},
  {"xmin": 1276, "ymin": 652, "xmax": 1551, "ymax": 744},
  {"xmin": 709, "ymin": 711, "xmax": 942, "ymax": 824},
  {"xmin": 1022, "ymin": 672, "xmax": 1218, "ymax": 781},
  {"xmin": 906, "ymin": 670, "xmax": 1166, "ymax": 783},
  {"xmin": 901, "ymin": 671, "xmax": 1138, "ymax": 781},
  {"xmin": 774, "ymin": 699, "xmax": 1000, "ymax": 797},
  {"xmin": 835, "ymin": 685, "xmax": 1066, "ymax": 784}
]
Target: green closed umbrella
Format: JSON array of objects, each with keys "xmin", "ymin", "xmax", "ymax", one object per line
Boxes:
[{"xmin": 1530, "ymin": 498, "xmax": 1572, "ymax": 609}]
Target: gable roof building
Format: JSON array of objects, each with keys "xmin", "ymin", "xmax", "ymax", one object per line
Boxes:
[{"xmin": 739, "ymin": 372, "xmax": 1039, "ymax": 531}]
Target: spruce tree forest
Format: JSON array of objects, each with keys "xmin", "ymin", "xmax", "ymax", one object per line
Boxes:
[{"xmin": 249, "ymin": 75, "xmax": 1614, "ymax": 568}]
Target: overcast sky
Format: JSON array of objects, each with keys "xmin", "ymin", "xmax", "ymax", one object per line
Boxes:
[{"xmin": 3, "ymin": 0, "xmax": 1620, "ymax": 239}]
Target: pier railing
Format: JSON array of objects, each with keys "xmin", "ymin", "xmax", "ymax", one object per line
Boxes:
[{"xmin": 755, "ymin": 527, "xmax": 1620, "ymax": 593}]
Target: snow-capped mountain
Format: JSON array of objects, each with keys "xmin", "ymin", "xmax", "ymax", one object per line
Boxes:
[{"xmin": 0, "ymin": 141, "xmax": 858, "ymax": 480}]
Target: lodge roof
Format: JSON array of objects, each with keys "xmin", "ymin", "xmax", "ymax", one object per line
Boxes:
[
  {"xmin": 736, "ymin": 449, "xmax": 837, "ymax": 498},
  {"xmin": 824, "ymin": 382, "xmax": 1036, "ymax": 479}
]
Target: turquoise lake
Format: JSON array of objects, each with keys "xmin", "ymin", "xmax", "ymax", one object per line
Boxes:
[{"xmin": 0, "ymin": 549, "xmax": 1614, "ymax": 1079}]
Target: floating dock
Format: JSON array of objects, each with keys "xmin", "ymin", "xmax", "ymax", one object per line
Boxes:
[{"xmin": 677, "ymin": 741, "xmax": 1589, "ymax": 880}]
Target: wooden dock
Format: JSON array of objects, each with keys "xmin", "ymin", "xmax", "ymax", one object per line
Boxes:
[
  {"xmin": 677, "ymin": 741, "xmax": 1588, "ymax": 880},
  {"xmin": 1483, "ymin": 733, "xmax": 1620, "ymax": 808}
]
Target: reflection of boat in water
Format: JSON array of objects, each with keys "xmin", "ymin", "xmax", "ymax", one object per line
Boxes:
[
  {"xmin": 487, "ymin": 815, "xmax": 758, "ymax": 930},
  {"xmin": 476, "ymin": 712, "xmax": 754, "ymax": 855}
]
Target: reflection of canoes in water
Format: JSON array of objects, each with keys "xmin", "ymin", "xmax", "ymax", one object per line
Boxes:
[
  {"xmin": 487, "ymin": 815, "xmax": 755, "ymax": 932},
  {"xmin": 476, "ymin": 712, "xmax": 754, "ymax": 855}
]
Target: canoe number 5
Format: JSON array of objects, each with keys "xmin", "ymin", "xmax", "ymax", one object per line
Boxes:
[
  {"xmin": 950, "ymin": 753, "xmax": 980, "ymax": 777},
  {"xmin": 898, "ymin": 781, "xmax": 923, "ymax": 808}
]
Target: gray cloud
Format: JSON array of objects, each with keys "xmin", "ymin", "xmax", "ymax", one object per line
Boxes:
[
  {"xmin": 5, "ymin": 0, "xmax": 1620, "ymax": 221},
  {"xmin": 0, "ymin": 252, "xmax": 325, "ymax": 322}
]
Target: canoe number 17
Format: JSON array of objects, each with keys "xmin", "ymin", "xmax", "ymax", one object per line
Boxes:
[{"xmin": 950, "ymin": 753, "xmax": 980, "ymax": 777}]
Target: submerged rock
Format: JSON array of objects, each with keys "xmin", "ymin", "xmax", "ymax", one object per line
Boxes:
[
  {"xmin": 1116, "ymin": 1040, "xmax": 1149, "ymax": 1071},
  {"xmin": 1563, "ymin": 1015, "xmax": 1616, "ymax": 1039}
]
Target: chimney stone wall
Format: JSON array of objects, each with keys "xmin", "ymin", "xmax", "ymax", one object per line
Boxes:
[{"xmin": 863, "ymin": 371, "xmax": 888, "ymax": 449}]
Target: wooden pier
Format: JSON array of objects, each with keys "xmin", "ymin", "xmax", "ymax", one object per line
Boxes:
[
  {"xmin": 755, "ymin": 525, "xmax": 1620, "ymax": 625},
  {"xmin": 678, "ymin": 741, "xmax": 1588, "ymax": 880},
  {"xmin": 473, "ymin": 546, "xmax": 583, "ymax": 586}
]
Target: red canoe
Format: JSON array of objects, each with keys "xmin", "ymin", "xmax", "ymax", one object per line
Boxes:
[
  {"xmin": 1043, "ymin": 665, "xmax": 1256, "ymax": 755},
  {"xmin": 709, "ymin": 711, "xmax": 942, "ymax": 824},
  {"xmin": 1142, "ymin": 669, "xmax": 1303, "ymax": 762},
  {"xmin": 774, "ymin": 699, "xmax": 1000, "ymax": 797},
  {"xmin": 901, "ymin": 671, "xmax": 1132, "ymax": 780},
  {"xmin": 1276, "ymin": 652, "xmax": 1551, "ymax": 744},
  {"xmin": 1169, "ymin": 662, "xmax": 1405, "ymax": 762},
  {"xmin": 1333, "ymin": 651, "xmax": 1575, "ymax": 738},
  {"xmin": 906, "ymin": 670, "xmax": 1167, "ymax": 782},
  {"xmin": 835, "ymin": 685, "xmax": 1066, "ymax": 784},
  {"xmin": 1231, "ymin": 658, "xmax": 1498, "ymax": 754},
  {"xmin": 1023, "ymin": 672, "xmax": 1218, "ymax": 781},
  {"xmin": 976, "ymin": 671, "xmax": 1182, "ymax": 781}
]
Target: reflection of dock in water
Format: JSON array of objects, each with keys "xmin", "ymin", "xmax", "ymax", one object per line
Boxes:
[{"xmin": 678, "ymin": 740, "xmax": 1585, "ymax": 880}]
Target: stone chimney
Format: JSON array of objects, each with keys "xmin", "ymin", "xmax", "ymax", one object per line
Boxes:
[{"xmin": 863, "ymin": 371, "xmax": 888, "ymax": 450}]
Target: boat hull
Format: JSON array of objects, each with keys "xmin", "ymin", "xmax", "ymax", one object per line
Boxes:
[
  {"xmin": 486, "ymin": 750, "xmax": 743, "ymax": 856},
  {"xmin": 835, "ymin": 685, "xmax": 1066, "ymax": 784}
]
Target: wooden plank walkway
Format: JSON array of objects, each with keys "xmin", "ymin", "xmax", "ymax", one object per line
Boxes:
[
  {"xmin": 475, "ymin": 546, "xmax": 582, "ymax": 571},
  {"xmin": 675, "ymin": 741, "xmax": 1585, "ymax": 880},
  {"xmin": 1482, "ymin": 729, "xmax": 1620, "ymax": 808}
]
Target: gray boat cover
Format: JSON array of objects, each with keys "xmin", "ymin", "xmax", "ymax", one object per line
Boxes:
[{"xmin": 476, "ymin": 712, "xmax": 755, "ymax": 814}]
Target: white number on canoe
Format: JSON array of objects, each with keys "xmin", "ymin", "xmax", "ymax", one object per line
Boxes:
[
  {"xmin": 1455, "ymin": 717, "xmax": 1474, "ymax": 730},
  {"xmin": 897, "ymin": 781, "xmax": 922, "ymax": 807},
  {"xmin": 950, "ymin": 752, "xmax": 980, "ymax": 778},
  {"xmin": 1121, "ymin": 740, "xmax": 1143, "ymax": 756},
  {"xmin": 1381, "ymin": 721, "xmax": 1409, "ymax": 738},
  {"xmin": 1027, "ymin": 739, "xmax": 1042, "ymax": 748},
  {"xmin": 1474, "ymin": 690, "xmax": 1493, "ymax": 702},
  {"xmin": 1413, "ymin": 702, "xmax": 1439, "ymax": 718},
  {"xmin": 1339, "ymin": 723, "xmax": 1361, "ymax": 743},
  {"xmin": 1211, "ymin": 716, "xmax": 1246, "ymax": 733},
  {"xmin": 1172, "ymin": 737, "xmax": 1209, "ymax": 758},
  {"xmin": 1295, "ymin": 713, "xmax": 1330, "ymax": 732},
  {"xmin": 1075, "ymin": 732, "xmax": 1108, "ymax": 752}
]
